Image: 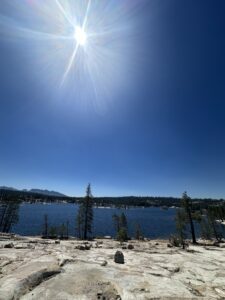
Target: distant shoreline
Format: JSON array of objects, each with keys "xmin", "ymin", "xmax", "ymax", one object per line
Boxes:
[{"xmin": 20, "ymin": 201, "xmax": 178, "ymax": 209}]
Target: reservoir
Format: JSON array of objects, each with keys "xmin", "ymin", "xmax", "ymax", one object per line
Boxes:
[{"xmin": 13, "ymin": 203, "xmax": 176, "ymax": 238}]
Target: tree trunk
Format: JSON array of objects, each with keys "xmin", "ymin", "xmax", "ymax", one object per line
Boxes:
[
  {"xmin": 188, "ymin": 209, "xmax": 197, "ymax": 244},
  {"xmin": 211, "ymin": 220, "xmax": 220, "ymax": 242},
  {"xmin": 83, "ymin": 198, "xmax": 89, "ymax": 240}
]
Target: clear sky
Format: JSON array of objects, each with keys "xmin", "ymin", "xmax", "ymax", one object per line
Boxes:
[{"xmin": 0, "ymin": 0, "xmax": 225, "ymax": 198}]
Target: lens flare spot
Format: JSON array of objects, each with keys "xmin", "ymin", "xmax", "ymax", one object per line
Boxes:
[{"xmin": 74, "ymin": 26, "xmax": 87, "ymax": 46}]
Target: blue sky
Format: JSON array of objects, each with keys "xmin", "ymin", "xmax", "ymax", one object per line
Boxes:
[{"xmin": 0, "ymin": 0, "xmax": 225, "ymax": 198}]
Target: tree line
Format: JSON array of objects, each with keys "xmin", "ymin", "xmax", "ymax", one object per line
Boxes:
[
  {"xmin": 1, "ymin": 187, "xmax": 225, "ymax": 245},
  {"xmin": 73, "ymin": 188, "xmax": 225, "ymax": 244},
  {"xmin": 1, "ymin": 187, "xmax": 224, "ymax": 208},
  {"xmin": 174, "ymin": 191, "xmax": 225, "ymax": 248}
]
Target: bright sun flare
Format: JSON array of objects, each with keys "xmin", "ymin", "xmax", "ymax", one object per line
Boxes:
[{"xmin": 74, "ymin": 26, "xmax": 87, "ymax": 46}]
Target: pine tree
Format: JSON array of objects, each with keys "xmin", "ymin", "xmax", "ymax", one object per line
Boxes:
[
  {"xmin": 175, "ymin": 208, "xmax": 187, "ymax": 248},
  {"xmin": 76, "ymin": 184, "xmax": 93, "ymax": 240},
  {"xmin": 112, "ymin": 214, "xmax": 120, "ymax": 234},
  {"xmin": 0, "ymin": 195, "xmax": 20, "ymax": 233},
  {"xmin": 49, "ymin": 226, "xmax": 57, "ymax": 238},
  {"xmin": 120, "ymin": 212, "xmax": 127, "ymax": 230},
  {"xmin": 135, "ymin": 222, "xmax": 142, "ymax": 240},
  {"xmin": 200, "ymin": 216, "xmax": 213, "ymax": 240},
  {"xmin": 207, "ymin": 206, "xmax": 223, "ymax": 241},
  {"xmin": 117, "ymin": 227, "xmax": 128, "ymax": 242},
  {"xmin": 112, "ymin": 212, "xmax": 128, "ymax": 242},
  {"xmin": 181, "ymin": 191, "xmax": 197, "ymax": 244}
]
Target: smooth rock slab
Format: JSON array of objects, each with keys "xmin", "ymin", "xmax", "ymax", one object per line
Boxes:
[{"xmin": 1, "ymin": 238, "xmax": 225, "ymax": 299}]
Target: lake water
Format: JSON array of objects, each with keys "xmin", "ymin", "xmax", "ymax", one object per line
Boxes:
[{"xmin": 12, "ymin": 203, "xmax": 177, "ymax": 238}]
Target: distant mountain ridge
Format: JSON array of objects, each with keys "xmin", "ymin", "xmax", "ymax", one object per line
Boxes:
[
  {"xmin": 0, "ymin": 186, "xmax": 18, "ymax": 191},
  {"xmin": 29, "ymin": 189, "xmax": 66, "ymax": 197},
  {"xmin": 0, "ymin": 186, "xmax": 67, "ymax": 197}
]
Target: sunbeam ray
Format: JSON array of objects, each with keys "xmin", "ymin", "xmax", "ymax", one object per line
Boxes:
[
  {"xmin": 82, "ymin": 0, "xmax": 91, "ymax": 31},
  {"xmin": 0, "ymin": 14, "xmax": 71, "ymax": 41},
  {"xmin": 55, "ymin": 0, "xmax": 75, "ymax": 28},
  {"xmin": 61, "ymin": 42, "xmax": 79, "ymax": 86}
]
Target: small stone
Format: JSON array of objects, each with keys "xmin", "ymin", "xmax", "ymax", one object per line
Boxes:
[
  {"xmin": 97, "ymin": 290, "xmax": 103, "ymax": 299},
  {"xmin": 85, "ymin": 244, "xmax": 91, "ymax": 250},
  {"xmin": 76, "ymin": 245, "xmax": 86, "ymax": 250},
  {"xmin": 127, "ymin": 244, "xmax": 134, "ymax": 250},
  {"xmin": 174, "ymin": 267, "xmax": 180, "ymax": 273},
  {"xmin": 55, "ymin": 240, "xmax": 60, "ymax": 244},
  {"xmin": 4, "ymin": 243, "xmax": 14, "ymax": 248},
  {"xmin": 213, "ymin": 241, "xmax": 220, "ymax": 246},
  {"xmin": 29, "ymin": 240, "xmax": 38, "ymax": 244},
  {"xmin": 114, "ymin": 251, "xmax": 124, "ymax": 264},
  {"xmin": 75, "ymin": 244, "xmax": 91, "ymax": 250}
]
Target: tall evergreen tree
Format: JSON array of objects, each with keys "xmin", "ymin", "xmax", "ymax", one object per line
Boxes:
[
  {"xmin": 200, "ymin": 216, "xmax": 213, "ymax": 240},
  {"xmin": 207, "ymin": 206, "xmax": 223, "ymax": 241},
  {"xmin": 120, "ymin": 212, "xmax": 128, "ymax": 230},
  {"xmin": 76, "ymin": 184, "xmax": 93, "ymax": 240},
  {"xmin": 175, "ymin": 208, "xmax": 187, "ymax": 248},
  {"xmin": 112, "ymin": 214, "xmax": 120, "ymax": 234},
  {"xmin": 112, "ymin": 212, "xmax": 128, "ymax": 241},
  {"xmin": 0, "ymin": 198, "xmax": 20, "ymax": 233},
  {"xmin": 134, "ymin": 222, "xmax": 142, "ymax": 240},
  {"xmin": 181, "ymin": 192, "xmax": 197, "ymax": 244}
]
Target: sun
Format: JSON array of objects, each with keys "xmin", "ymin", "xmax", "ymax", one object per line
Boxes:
[{"xmin": 74, "ymin": 26, "xmax": 87, "ymax": 46}]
